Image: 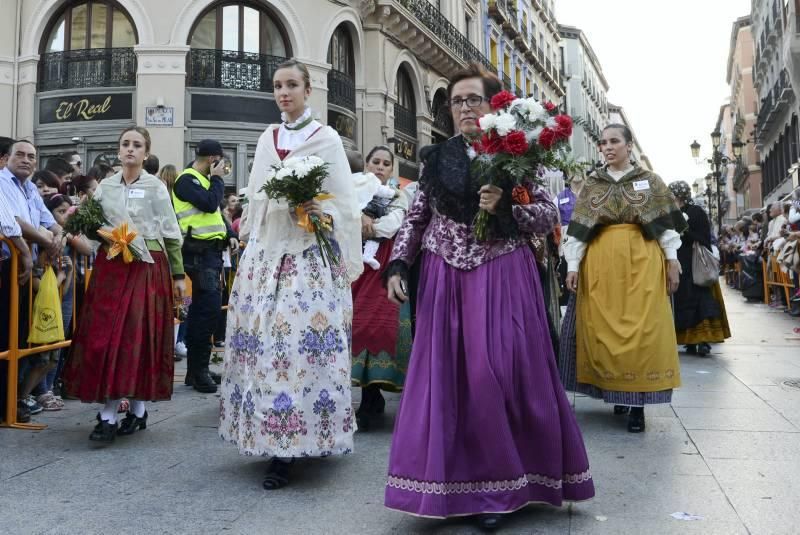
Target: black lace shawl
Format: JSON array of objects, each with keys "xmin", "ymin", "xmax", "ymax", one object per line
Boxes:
[{"xmin": 419, "ymin": 135, "xmax": 517, "ymax": 238}]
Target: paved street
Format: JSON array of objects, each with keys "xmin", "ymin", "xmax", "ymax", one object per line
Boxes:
[{"xmin": 2, "ymin": 285, "xmax": 799, "ymax": 535}]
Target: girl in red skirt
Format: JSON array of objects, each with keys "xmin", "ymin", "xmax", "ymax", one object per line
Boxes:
[{"xmin": 63, "ymin": 127, "xmax": 185, "ymax": 443}]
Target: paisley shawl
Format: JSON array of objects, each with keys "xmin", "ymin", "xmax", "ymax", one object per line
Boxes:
[{"xmin": 566, "ymin": 166, "xmax": 687, "ymax": 242}]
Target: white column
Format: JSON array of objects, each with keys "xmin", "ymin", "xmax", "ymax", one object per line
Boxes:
[
  {"xmin": 134, "ymin": 45, "xmax": 190, "ymax": 168},
  {"xmin": 15, "ymin": 55, "xmax": 38, "ymax": 141}
]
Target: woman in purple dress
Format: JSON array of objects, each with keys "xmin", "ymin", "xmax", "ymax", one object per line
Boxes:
[{"xmin": 384, "ymin": 64, "xmax": 594, "ymax": 530}]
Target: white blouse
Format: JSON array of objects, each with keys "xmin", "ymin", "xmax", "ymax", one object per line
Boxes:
[{"xmin": 277, "ymin": 107, "xmax": 322, "ymax": 151}]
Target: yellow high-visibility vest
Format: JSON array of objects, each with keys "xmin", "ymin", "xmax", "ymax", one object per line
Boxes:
[{"xmin": 171, "ymin": 167, "xmax": 227, "ymax": 241}]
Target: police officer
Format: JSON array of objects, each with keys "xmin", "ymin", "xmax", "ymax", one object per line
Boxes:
[{"xmin": 172, "ymin": 140, "xmax": 238, "ymax": 393}]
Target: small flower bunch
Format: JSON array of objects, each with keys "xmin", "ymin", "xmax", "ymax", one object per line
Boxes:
[
  {"xmin": 259, "ymin": 156, "xmax": 339, "ymax": 267},
  {"xmin": 470, "ymin": 90, "xmax": 575, "ymax": 240},
  {"xmin": 63, "ymin": 198, "xmax": 142, "ymax": 262}
]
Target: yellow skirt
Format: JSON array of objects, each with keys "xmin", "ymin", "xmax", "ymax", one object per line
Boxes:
[{"xmin": 576, "ymin": 224, "xmax": 681, "ymax": 392}]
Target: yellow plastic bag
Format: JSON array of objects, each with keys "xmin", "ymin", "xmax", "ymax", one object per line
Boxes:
[{"xmin": 28, "ymin": 266, "xmax": 65, "ymax": 344}]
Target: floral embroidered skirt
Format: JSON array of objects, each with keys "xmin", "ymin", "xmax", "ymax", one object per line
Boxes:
[
  {"xmin": 351, "ymin": 239, "xmax": 411, "ymax": 391},
  {"xmin": 385, "ymin": 248, "xmax": 594, "ymax": 518},
  {"xmin": 63, "ymin": 250, "xmax": 174, "ymax": 402},
  {"xmin": 219, "ymin": 242, "xmax": 355, "ymax": 457}
]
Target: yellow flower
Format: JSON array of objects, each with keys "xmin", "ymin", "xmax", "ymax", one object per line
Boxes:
[{"xmin": 97, "ymin": 222, "xmax": 139, "ymax": 263}]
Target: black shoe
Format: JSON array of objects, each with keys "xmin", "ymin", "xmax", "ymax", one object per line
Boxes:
[
  {"xmin": 16, "ymin": 401, "xmax": 31, "ymax": 423},
  {"xmin": 191, "ymin": 369, "xmax": 218, "ymax": 393},
  {"xmin": 627, "ymin": 407, "xmax": 645, "ymax": 433},
  {"xmin": 117, "ymin": 411, "xmax": 148, "ymax": 436},
  {"xmin": 174, "ymin": 355, "xmax": 183, "ymax": 362},
  {"xmin": 684, "ymin": 344, "xmax": 697, "ymax": 355},
  {"xmin": 210, "ymin": 371, "xmax": 222, "ymax": 385},
  {"xmin": 613, "ymin": 405, "xmax": 630, "ymax": 415},
  {"xmin": 477, "ymin": 514, "xmax": 503, "ymax": 531},
  {"xmin": 697, "ymin": 343, "xmax": 711, "ymax": 356},
  {"xmin": 89, "ymin": 419, "xmax": 118, "ymax": 442},
  {"xmin": 263, "ymin": 458, "xmax": 292, "ymax": 490}
]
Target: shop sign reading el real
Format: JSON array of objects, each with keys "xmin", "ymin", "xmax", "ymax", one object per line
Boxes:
[{"xmin": 39, "ymin": 93, "xmax": 133, "ymax": 124}]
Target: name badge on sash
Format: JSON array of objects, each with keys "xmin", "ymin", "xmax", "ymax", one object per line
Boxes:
[
  {"xmin": 128, "ymin": 189, "xmax": 146, "ymax": 199},
  {"xmin": 559, "ymin": 197, "xmax": 570, "ymax": 205},
  {"xmin": 633, "ymin": 180, "xmax": 650, "ymax": 192}
]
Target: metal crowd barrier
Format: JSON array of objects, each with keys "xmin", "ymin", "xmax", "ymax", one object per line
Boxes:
[
  {"xmin": 763, "ymin": 255, "xmax": 797, "ymax": 305},
  {"xmin": 2, "ymin": 237, "xmax": 238, "ymax": 429}
]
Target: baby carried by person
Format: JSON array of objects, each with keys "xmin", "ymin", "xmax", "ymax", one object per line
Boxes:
[{"xmin": 347, "ymin": 150, "xmax": 399, "ymax": 270}]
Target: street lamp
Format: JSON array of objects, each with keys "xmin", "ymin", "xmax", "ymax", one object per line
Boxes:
[
  {"xmin": 710, "ymin": 130, "xmax": 722, "ymax": 149},
  {"xmin": 690, "ymin": 140, "xmax": 701, "ymax": 159},
  {"xmin": 732, "ymin": 139, "xmax": 744, "ymax": 159},
  {"xmin": 689, "ymin": 133, "xmax": 740, "ymax": 233}
]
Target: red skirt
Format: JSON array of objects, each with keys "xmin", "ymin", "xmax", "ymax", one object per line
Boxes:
[
  {"xmin": 63, "ymin": 250, "xmax": 175, "ymax": 402},
  {"xmin": 351, "ymin": 239, "xmax": 400, "ymax": 356}
]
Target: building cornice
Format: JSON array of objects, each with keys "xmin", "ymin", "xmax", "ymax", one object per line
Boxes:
[
  {"xmin": 557, "ymin": 24, "xmax": 608, "ymax": 90},
  {"xmin": 726, "ymin": 15, "xmax": 751, "ymax": 83}
]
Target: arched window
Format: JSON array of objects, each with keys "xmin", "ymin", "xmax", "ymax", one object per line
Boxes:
[
  {"xmin": 187, "ymin": 2, "xmax": 291, "ymax": 92},
  {"xmin": 43, "ymin": 1, "xmax": 136, "ymax": 53},
  {"xmin": 394, "ymin": 67, "xmax": 417, "ymax": 138},
  {"xmin": 39, "ymin": 1, "xmax": 137, "ymax": 91},
  {"xmin": 431, "ymin": 88, "xmax": 453, "ymax": 142},
  {"xmin": 189, "ymin": 2, "xmax": 289, "ymax": 56},
  {"xmin": 327, "ymin": 25, "xmax": 355, "ymax": 112}
]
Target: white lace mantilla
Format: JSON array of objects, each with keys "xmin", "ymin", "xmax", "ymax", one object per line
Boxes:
[{"xmin": 386, "ymin": 470, "xmax": 593, "ymax": 495}]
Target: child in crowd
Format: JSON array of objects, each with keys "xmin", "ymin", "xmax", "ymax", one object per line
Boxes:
[
  {"xmin": 19, "ymin": 246, "xmax": 72, "ymax": 413},
  {"xmin": 33, "ymin": 170, "xmax": 61, "ymax": 202}
]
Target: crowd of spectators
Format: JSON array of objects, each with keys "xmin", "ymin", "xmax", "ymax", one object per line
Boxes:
[
  {"xmin": 718, "ymin": 188, "xmax": 800, "ymax": 317},
  {"xmin": 0, "ymin": 136, "xmax": 240, "ymax": 423}
]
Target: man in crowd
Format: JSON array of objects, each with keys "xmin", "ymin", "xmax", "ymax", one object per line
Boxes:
[
  {"xmin": 172, "ymin": 140, "xmax": 238, "ymax": 393},
  {"xmin": 60, "ymin": 151, "xmax": 82, "ymax": 174},
  {"xmin": 0, "ymin": 140, "xmax": 62, "ymax": 423}
]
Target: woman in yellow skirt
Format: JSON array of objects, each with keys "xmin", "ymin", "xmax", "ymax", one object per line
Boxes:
[{"xmin": 560, "ymin": 124, "xmax": 687, "ymax": 433}]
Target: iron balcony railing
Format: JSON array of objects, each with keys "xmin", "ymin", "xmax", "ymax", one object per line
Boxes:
[
  {"xmin": 327, "ymin": 69, "xmax": 355, "ymax": 112},
  {"xmin": 394, "ymin": 103, "xmax": 417, "ymax": 137},
  {"xmin": 187, "ymin": 49, "xmax": 287, "ymax": 92},
  {"xmin": 756, "ymin": 69, "xmax": 792, "ymax": 139},
  {"xmin": 395, "ymin": 0, "xmax": 496, "ymax": 73},
  {"xmin": 38, "ymin": 48, "xmax": 136, "ymax": 92}
]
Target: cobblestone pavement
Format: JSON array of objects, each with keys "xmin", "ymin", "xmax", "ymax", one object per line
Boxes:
[{"xmin": 2, "ymin": 285, "xmax": 799, "ymax": 534}]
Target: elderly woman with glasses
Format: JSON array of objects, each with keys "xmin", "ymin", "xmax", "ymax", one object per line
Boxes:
[{"xmin": 383, "ymin": 63, "xmax": 594, "ymax": 529}]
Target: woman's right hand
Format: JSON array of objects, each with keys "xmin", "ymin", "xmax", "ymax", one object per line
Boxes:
[
  {"xmin": 566, "ymin": 271, "xmax": 579, "ymax": 292},
  {"xmin": 387, "ymin": 274, "xmax": 408, "ymax": 305},
  {"xmin": 361, "ymin": 214, "xmax": 375, "ymax": 239}
]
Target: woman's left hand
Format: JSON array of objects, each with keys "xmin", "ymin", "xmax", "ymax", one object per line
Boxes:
[
  {"xmin": 478, "ymin": 185, "xmax": 503, "ymax": 214},
  {"xmin": 667, "ymin": 259, "xmax": 681, "ymax": 294},
  {"xmin": 301, "ymin": 200, "xmax": 324, "ymax": 220}
]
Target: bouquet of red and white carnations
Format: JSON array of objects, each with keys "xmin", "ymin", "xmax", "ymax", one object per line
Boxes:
[{"xmin": 469, "ymin": 90, "xmax": 575, "ymax": 240}]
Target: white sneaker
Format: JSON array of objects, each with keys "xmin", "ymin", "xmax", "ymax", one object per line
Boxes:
[{"xmin": 175, "ymin": 341, "xmax": 188, "ymax": 357}]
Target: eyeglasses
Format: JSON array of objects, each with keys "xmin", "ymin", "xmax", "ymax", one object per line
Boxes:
[{"xmin": 448, "ymin": 96, "xmax": 486, "ymax": 108}]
